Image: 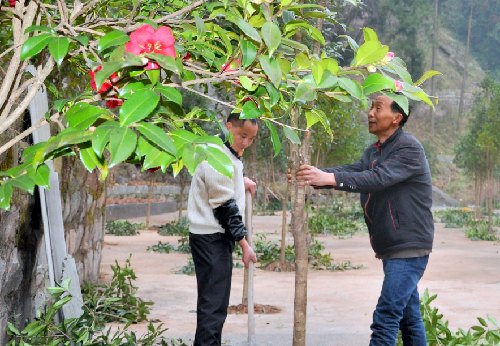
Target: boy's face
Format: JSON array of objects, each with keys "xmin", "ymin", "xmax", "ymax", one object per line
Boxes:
[{"xmin": 226, "ymin": 120, "xmax": 258, "ymax": 156}]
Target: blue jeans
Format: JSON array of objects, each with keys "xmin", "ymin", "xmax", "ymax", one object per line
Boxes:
[{"xmin": 369, "ymin": 256, "xmax": 429, "ymax": 346}]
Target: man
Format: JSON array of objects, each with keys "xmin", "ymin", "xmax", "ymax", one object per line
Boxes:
[
  {"xmin": 296, "ymin": 94, "xmax": 434, "ymax": 345},
  {"xmin": 188, "ymin": 113, "xmax": 258, "ymax": 346}
]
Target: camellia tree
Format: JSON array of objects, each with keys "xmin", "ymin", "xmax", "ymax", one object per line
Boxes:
[{"xmin": 0, "ymin": 0, "xmax": 439, "ymax": 344}]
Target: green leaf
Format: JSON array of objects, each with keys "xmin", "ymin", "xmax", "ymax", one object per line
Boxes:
[
  {"xmin": 281, "ymin": 37, "xmax": 309, "ymax": 53},
  {"xmin": 206, "ymin": 146, "xmax": 233, "ymax": 178},
  {"xmin": 98, "ymin": 30, "xmax": 129, "ymax": 52},
  {"xmin": 283, "ymin": 126, "xmax": 301, "ymax": 144},
  {"xmin": 48, "ymin": 37, "xmax": 70, "ymax": 66},
  {"xmin": 79, "ymin": 146, "xmax": 103, "ymax": 172},
  {"xmin": 92, "ymin": 121, "xmax": 120, "ymax": 156},
  {"xmin": 306, "ymin": 109, "xmax": 332, "ymax": 139},
  {"xmin": 170, "ymin": 129, "xmax": 198, "ymax": 151},
  {"xmin": 386, "ymin": 58, "xmax": 413, "ymax": 84},
  {"xmin": 146, "ymin": 69, "xmax": 160, "ymax": 86},
  {"xmin": 311, "ymin": 60, "xmax": 324, "ymax": 86},
  {"xmin": 147, "ymin": 54, "xmax": 182, "ymax": 75},
  {"xmin": 119, "ymin": 82, "xmax": 149, "ymax": 98},
  {"xmin": 352, "ymin": 41, "xmax": 388, "ymax": 67},
  {"xmin": 24, "ymin": 25, "xmax": 54, "ymax": 34},
  {"xmin": 94, "ymin": 61, "xmax": 124, "ymax": 91},
  {"xmin": 240, "ymin": 101, "xmax": 264, "ymax": 119},
  {"xmin": 155, "ymin": 85, "xmax": 182, "ymax": 105},
  {"xmin": 414, "ymin": 70, "xmax": 442, "ymax": 87},
  {"xmin": 10, "ymin": 174, "xmax": 36, "ymax": 194},
  {"xmin": 363, "ymin": 73, "xmax": 395, "ymax": 95},
  {"xmin": 239, "ymin": 76, "xmax": 258, "ymax": 91},
  {"xmin": 65, "ymin": 102, "xmax": 106, "ymax": 130},
  {"xmin": 295, "ymin": 52, "xmax": 311, "ymax": 69},
  {"xmin": 52, "ymin": 295, "xmax": 72, "ymax": 311},
  {"xmin": 119, "ymin": 90, "xmax": 160, "ymax": 126},
  {"xmin": 20, "ymin": 33, "xmax": 53, "ymax": 61},
  {"xmin": 75, "ymin": 35, "xmax": 89, "ymax": 46},
  {"xmin": 236, "ymin": 19, "xmax": 262, "ymax": 43},
  {"xmin": 294, "ymin": 82, "xmax": 316, "ymax": 103},
  {"xmin": 136, "ymin": 122, "xmax": 177, "ymax": 156},
  {"xmin": 28, "ymin": 164, "xmax": 50, "ymax": 188},
  {"xmin": 241, "ymin": 40, "xmax": 257, "ymax": 67},
  {"xmin": 182, "ymin": 144, "xmax": 205, "ymax": 175},
  {"xmin": 264, "ymin": 120, "xmax": 281, "ymax": 156},
  {"xmin": 141, "ymin": 145, "xmax": 175, "ymax": 171},
  {"xmin": 338, "ymin": 78, "xmax": 363, "ymax": 100},
  {"xmin": 44, "ymin": 128, "xmax": 93, "ymax": 156},
  {"xmin": 384, "ymin": 92, "xmax": 409, "ymax": 115},
  {"xmin": 261, "ymin": 22, "xmax": 281, "ymax": 56},
  {"xmin": 0, "ymin": 183, "xmax": 13, "ymax": 210},
  {"xmin": 265, "ymin": 82, "xmax": 280, "ymax": 107},
  {"xmin": 363, "ymin": 27, "xmax": 379, "ymax": 42},
  {"xmin": 108, "ymin": 127, "xmax": 137, "ymax": 167},
  {"xmin": 259, "ymin": 56, "xmax": 282, "ymax": 87}
]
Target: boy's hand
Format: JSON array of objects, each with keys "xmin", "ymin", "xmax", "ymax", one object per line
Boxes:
[
  {"xmin": 239, "ymin": 238, "xmax": 257, "ymax": 267},
  {"xmin": 244, "ymin": 177, "xmax": 257, "ymax": 196}
]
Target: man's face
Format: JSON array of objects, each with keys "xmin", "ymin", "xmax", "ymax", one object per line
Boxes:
[
  {"xmin": 226, "ymin": 120, "xmax": 258, "ymax": 156},
  {"xmin": 367, "ymin": 95, "xmax": 402, "ymax": 140}
]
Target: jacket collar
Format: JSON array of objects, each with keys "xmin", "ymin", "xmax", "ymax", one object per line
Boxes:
[
  {"xmin": 374, "ymin": 127, "xmax": 402, "ymax": 150},
  {"xmin": 219, "ymin": 133, "xmax": 242, "ymax": 160}
]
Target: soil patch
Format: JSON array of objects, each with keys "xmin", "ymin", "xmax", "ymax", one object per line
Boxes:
[{"xmin": 228, "ymin": 304, "xmax": 281, "ymax": 314}]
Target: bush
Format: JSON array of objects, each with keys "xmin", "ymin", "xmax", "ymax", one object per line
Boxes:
[
  {"xmin": 466, "ymin": 221, "xmax": 499, "ymax": 241},
  {"xmin": 105, "ymin": 220, "xmax": 142, "ymax": 236},
  {"xmin": 7, "ymin": 258, "xmax": 189, "ymax": 345},
  {"xmin": 147, "ymin": 241, "xmax": 176, "ymax": 253},
  {"xmin": 308, "ymin": 199, "xmax": 365, "ymax": 237},
  {"xmin": 158, "ymin": 217, "xmax": 189, "ymax": 236},
  {"xmin": 177, "ymin": 257, "xmax": 196, "ymax": 275},
  {"xmin": 397, "ymin": 289, "xmax": 500, "ymax": 346},
  {"xmin": 434, "ymin": 208, "xmax": 474, "ymax": 228}
]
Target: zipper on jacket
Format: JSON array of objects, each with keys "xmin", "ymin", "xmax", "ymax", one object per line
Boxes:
[
  {"xmin": 363, "ymin": 158, "xmax": 378, "ymax": 224},
  {"xmin": 388, "ymin": 200, "xmax": 397, "ymax": 230}
]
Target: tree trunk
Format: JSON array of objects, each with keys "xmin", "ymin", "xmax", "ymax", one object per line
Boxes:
[
  {"xmin": 59, "ymin": 156, "xmax": 106, "ymax": 284},
  {"xmin": 0, "ymin": 139, "xmax": 49, "ymax": 344},
  {"xmin": 290, "ymin": 107, "xmax": 310, "ymax": 346},
  {"xmin": 430, "ymin": 0, "xmax": 439, "ymax": 135},
  {"xmin": 457, "ymin": 0, "xmax": 473, "ymax": 130}
]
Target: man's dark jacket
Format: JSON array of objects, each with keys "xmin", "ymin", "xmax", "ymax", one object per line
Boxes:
[{"xmin": 323, "ymin": 128, "xmax": 434, "ymax": 258}]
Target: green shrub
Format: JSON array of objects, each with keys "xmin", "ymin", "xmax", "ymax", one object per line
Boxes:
[
  {"xmin": 82, "ymin": 256, "xmax": 153, "ymax": 325},
  {"xmin": 147, "ymin": 241, "xmax": 176, "ymax": 253},
  {"xmin": 397, "ymin": 289, "xmax": 500, "ymax": 346},
  {"xmin": 466, "ymin": 221, "xmax": 499, "ymax": 241},
  {"xmin": 308, "ymin": 200, "xmax": 365, "ymax": 237},
  {"xmin": 158, "ymin": 217, "xmax": 189, "ymax": 236},
  {"xmin": 177, "ymin": 257, "xmax": 196, "ymax": 275},
  {"xmin": 7, "ymin": 258, "xmax": 189, "ymax": 345},
  {"xmin": 434, "ymin": 208, "xmax": 474, "ymax": 228},
  {"xmin": 176, "ymin": 235, "xmax": 191, "ymax": 253},
  {"xmin": 105, "ymin": 220, "xmax": 142, "ymax": 236}
]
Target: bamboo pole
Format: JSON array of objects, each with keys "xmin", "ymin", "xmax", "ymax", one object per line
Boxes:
[{"xmin": 245, "ymin": 191, "xmax": 255, "ymax": 345}]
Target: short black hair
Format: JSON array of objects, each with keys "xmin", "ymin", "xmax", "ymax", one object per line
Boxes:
[
  {"xmin": 390, "ymin": 96, "xmax": 411, "ymax": 127},
  {"xmin": 227, "ymin": 113, "xmax": 258, "ymax": 126}
]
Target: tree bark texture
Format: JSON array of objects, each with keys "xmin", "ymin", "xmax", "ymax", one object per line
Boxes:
[
  {"xmin": 59, "ymin": 156, "xmax": 106, "ymax": 284},
  {"xmin": 290, "ymin": 107, "xmax": 310, "ymax": 346},
  {"xmin": 0, "ymin": 143, "xmax": 49, "ymax": 344}
]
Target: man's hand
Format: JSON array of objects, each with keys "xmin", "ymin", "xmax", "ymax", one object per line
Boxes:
[
  {"xmin": 296, "ymin": 164, "xmax": 336, "ymax": 187},
  {"xmin": 239, "ymin": 238, "xmax": 257, "ymax": 268},
  {"xmin": 244, "ymin": 176, "xmax": 257, "ymax": 196}
]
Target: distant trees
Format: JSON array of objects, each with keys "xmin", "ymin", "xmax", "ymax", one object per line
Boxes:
[{"xmin": 455, "ymin": 77, "xmax": 500, "ymax": 232}]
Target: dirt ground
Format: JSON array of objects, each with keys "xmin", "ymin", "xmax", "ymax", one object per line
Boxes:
[{"xmin": 101, "ymin": 211, "xmax": 500, "ymax": 346}]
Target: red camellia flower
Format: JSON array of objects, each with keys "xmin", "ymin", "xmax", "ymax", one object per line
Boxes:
[
  {"xmin": 125, "ymin": 24, "xmax": 176, "ymax": 70},
  {"xmin": 146, "ymin": 167, "xmax": 161, "ymax": 173},
  {"xmin": 89, "ymin": 66, "xmax": 118, "ymax": 93},
  {"xmin": 9, "ymin": 0, "xmax": 15, "ymax": 7},
  {"xmin": 105, "ymin": 98, "xmax": 124, "ymax": 109}
]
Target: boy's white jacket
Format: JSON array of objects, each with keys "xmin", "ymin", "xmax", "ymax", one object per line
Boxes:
[{"xmin": 187, "ymin": 144, "xmax": 246, "ymax": 235}]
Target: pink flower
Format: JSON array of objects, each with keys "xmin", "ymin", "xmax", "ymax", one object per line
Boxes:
[
  {"xmin": 221, "ymin": 59, "xmax": 241, "ymax": 73},
  {"xmin": 382, "ymin": 52, "xmax": 395, "ymax": 65},
  {"xmin": 9, "ymin": 0, "xmax": 15, "ymax": 7},
  {"xmin": 105, "ymin": 98, "xmax": 124, "ymax": 109},
  {"xmin": 394, "ymin": 80, "xmax": 404, "ymax": 92},
  {"xmin": 89, "ymin": 66, "xmax": 118, "ymax": 93},
  {"xmin": 125, "ymin": 24, "xmax": 176, "ymax": 71}
]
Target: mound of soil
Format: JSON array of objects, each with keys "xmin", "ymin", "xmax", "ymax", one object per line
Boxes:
[{"xmin": 228, "ymin": 304, "xmax": 281, "ymax": 314}]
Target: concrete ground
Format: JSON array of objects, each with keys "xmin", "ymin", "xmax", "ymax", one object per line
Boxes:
[{"xmin": 101, "ymin": 212, "xmax": 500, "ymax": 345}]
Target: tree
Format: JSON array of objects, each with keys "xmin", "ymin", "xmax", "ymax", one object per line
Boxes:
[
  {"xmin": 455, "ymin": 77, "xmax": 500, "ymax": 232},
  {"xmin": 0, "ymin": 0, "xmax": 436, "ymax": 344}
]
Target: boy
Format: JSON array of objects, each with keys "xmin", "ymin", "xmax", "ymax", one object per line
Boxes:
[{"xmin": 188, "ymin": 114, "xmax": 258, "ymax": 346}]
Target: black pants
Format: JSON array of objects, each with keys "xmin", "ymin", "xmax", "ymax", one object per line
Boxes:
[{"xmin": 189, "ymin": 232, "xmax": 235, "ymax": 346}]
